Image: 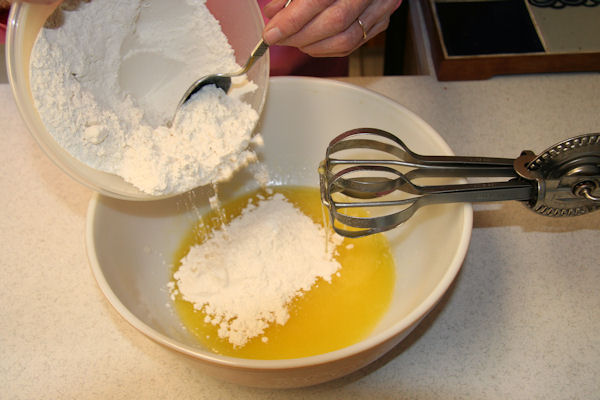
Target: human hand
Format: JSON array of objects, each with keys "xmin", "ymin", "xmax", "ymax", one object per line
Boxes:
[{"xmin": 262, "ymin": 0, "xmax": 402, "ymax": 57}]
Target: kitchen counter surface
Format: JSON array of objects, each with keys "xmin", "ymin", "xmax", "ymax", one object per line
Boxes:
[{"xmin": 1, "ymin": 73, "xmax": 599, "ymax": 399}]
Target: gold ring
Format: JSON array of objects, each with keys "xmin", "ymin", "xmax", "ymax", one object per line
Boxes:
[{"xmin": 357, "ymin": 18, "xmax": 367, "ymax": 40}]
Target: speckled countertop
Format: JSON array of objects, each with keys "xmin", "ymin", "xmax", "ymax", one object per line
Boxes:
[{"xmin": 1, "ymin": 73, "xmax": 599, "ymax": 399}]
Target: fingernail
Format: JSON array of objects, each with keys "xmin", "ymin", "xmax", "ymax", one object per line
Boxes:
[{"xmin": 263, "ymin": 27, "xmax": 283, "ymax": 45}]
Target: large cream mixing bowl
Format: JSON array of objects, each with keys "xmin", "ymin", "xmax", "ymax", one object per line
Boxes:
[
  {"xmin": 6, "ymin": 0, "xmax": 269, "ymax": 201},
  {"xmin": 86, "ymin": 77, "xmax": 473, "ymax": 388}
]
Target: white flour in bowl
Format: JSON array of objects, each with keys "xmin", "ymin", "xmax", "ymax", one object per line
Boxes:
[
  {"xmin": 29, "ymin": 0, "xmax": 260, "ymax": 195},
  {"xmin": 171, "ymin": 193, "xmax": 343, "ymax": 348}
]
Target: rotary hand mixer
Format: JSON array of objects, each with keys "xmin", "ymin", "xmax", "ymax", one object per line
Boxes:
[{"xmin": 319, "ymin": 128, "xmax": 600, "ymax": 238}]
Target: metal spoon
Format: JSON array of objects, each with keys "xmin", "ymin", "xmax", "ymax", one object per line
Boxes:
[{"xmin": 171, "ymin": 0, "xmax": 292, "ymax": 124}]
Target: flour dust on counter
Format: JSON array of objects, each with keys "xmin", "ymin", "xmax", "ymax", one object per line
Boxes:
[{"xmin": 169, "ymin": 186, "xmax": 396, "ymax": 359}]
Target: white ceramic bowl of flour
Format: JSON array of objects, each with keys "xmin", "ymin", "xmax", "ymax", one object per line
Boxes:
[
  {"xmin": 6, "ymin": 0, "xmax": 268, "ymax": 200},
  {"xmin": 86, "ymin": 77, "xmax": 473, "ymax": 388}
]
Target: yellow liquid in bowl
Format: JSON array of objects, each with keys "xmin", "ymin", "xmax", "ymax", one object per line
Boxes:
[{"xmin": 171, "ymin": 186, "xmax": 395, "ymax": 359}]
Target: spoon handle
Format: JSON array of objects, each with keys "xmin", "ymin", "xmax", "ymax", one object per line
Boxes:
[
  {"xmin": 241, "ymin": 40, "xmax": 270, "ymax": 73},
  {"xmin": 242, "ymin": 0, "xmax": 292, "ymax": 73}
]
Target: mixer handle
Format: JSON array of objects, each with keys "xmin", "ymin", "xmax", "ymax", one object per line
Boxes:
[{"xmin": 320, "ymin": 128, "xmax": 600, "ymax": 237}]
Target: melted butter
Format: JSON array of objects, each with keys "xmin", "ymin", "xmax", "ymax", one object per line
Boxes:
[{"xmin": 171, "ymin": 186, "xmax": 395, "ymax": 359}]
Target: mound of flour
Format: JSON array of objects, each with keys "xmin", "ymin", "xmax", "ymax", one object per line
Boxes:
[
  {"xmin": 29, "ymin": 0, "xmax": 260, "ymax": 195},
  {"xmin": 171, "ymin": 193, "xmax": 343, "ymax": 347}
]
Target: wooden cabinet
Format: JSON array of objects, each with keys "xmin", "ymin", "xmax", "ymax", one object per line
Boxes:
[{"xmin": 420, "ymin": 0, "xmax": 600, "ymax": 80}]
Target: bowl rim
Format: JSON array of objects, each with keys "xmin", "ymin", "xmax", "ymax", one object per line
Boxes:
[
  {"xmin": 6, "ymin": 1, "xmax": 269, "ymax": 202},
  {"xmin": 85, "ymin": 76, "xmax": 473, "ymax": 370}
]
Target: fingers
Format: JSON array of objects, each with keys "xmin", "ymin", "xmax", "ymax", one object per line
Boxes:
[
  {"xmin": 263, "ymin": 0, "xmax": 336, "ymax": 45},
  {"xmin": 262, "ymin": 0, "xmax": 294, "ymax": 19},
  {"xmin": 262, "ymin": 0, "xmax": 400, "ymax": 58},
  {"xmin": 279, "ymin": 0, "xmax": 369, "ymax": 48},
  {"xmin": 301, "ymin": 15, "xmax": 390, "ymax": 57}
]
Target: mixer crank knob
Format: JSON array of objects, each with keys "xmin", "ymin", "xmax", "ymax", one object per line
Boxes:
[{"xmin": 520, "ymin": 133, "xmax": 600, "ymax": 217}]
